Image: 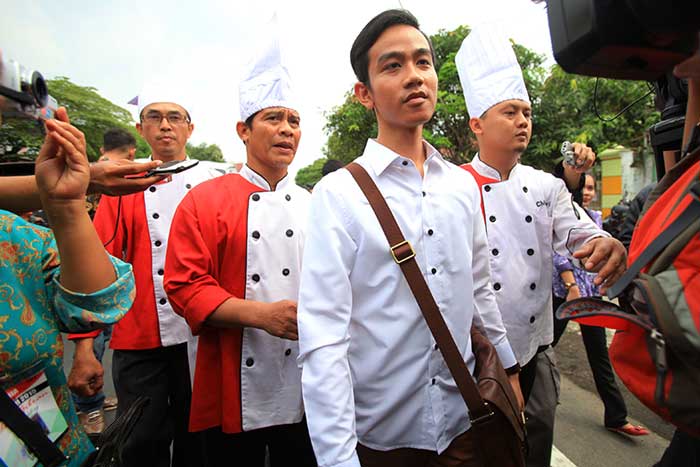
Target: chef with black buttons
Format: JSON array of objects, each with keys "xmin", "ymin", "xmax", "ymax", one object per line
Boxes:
[
  {"xmin": 164, "ymin": 23, "xmax": 316, "ymax": 467},
  {"xmin": 455, "ymin": 26, "xmax": 627, "ymax": 402}
]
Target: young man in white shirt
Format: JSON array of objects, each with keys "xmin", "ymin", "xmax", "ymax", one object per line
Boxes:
[{"xmin": 297, "ymin": 9, "xmax": 522, "ymax": 467}]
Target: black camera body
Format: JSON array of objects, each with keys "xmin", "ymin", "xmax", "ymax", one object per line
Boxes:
[
  {"xmin": 547, "ymin": 0, "xmax": 700, "ymax": 81},
  {"xmin": 0, "ymin": 58, "xmax": 57, "ymax": 120}
]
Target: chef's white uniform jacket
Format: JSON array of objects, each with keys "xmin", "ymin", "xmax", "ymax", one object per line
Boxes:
[{"xmin": 464, "ymin": 155, "xmax": 608, "ymax": 365}]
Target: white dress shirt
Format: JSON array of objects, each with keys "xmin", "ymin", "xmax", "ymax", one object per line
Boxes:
[
  {"xmin": 467, "ymin": 155, "xmax": 608, "ymax": 364},
  {"xmin": 297, "ymin": 140, "xmax": 516, "ymax": 467}
]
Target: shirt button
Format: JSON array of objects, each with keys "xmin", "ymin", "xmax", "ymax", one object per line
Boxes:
[
  {"xmin": 149, "ymin": 186, "xmax": 156, "ymax": 192},
  {"xmin": 489, "ymin": 215, "xmax": 496, "ymax": 223},
  {"xmin": 530, "ymin": 316, "xmax": 536, "ymax": 324},
  {"xmin": 527, "ymin": 248, "xmax": 534, "ymax": 256},
  {"xmin": 286, "ymin": 229, "xmax": 294, "ymax": 237},
  {"xmin": 285, "ymin": 194, "xmax": 292, "ymax": 201},
  {"xmin": 285, "ymin": 349, "xmax": 292, "ymax": 356},
  {"xmin": 431, "ymin": 378, "xmax": 436, "ymax": 385},
  {"xmin": 252, "ymin": 193, "xmax": 260, "ymax": 201},
  {"xmin": 245, "ymin": 358, "xmax": 254, "ymax": 367},
  {"xmin": 159, "ymin": 298, "xmax": 167, "ymax": 305},
  {"xmin": 484, "ymin": 185, "xmax": 491, "ymax": 192},
  {"xmin": 252, "ymin": 274, "xmax": 260, "ymax": 282},
  {"xmin": 157, "ymin": 269, "xmax": 164, "ymax": 276},
  {"xmin": 525, "ymin": 215, "xmax": 532, "ymax": 223},
  {"xmin": 402, "ymin": 160, "xmax": 409, "ymax": 166},
  {"xmin": 492, "ymin": 249, "xmax": 499, "ymax": 256},
  {"xmin": 494, "ymin": 282, "xmax": 501, "ymax": 291},
  {"xmin": 434, "ymin": 344, "xmax": 438, "ymax": 351},
  {"xmin": 154, "ymin": 240, "xmax": 162, "ymax": 247},
  {"xmin": 428, "ymin": 229, "xmax": 434, "ymax": 236},
  {"xmin": 422, "ymin": 191, "xmax": 426, "ymax": 197},
  {"xmin": 185, "ymin": 183, "xmax": 192, "ymax": 189},
  {"xmin": 153, "ymin": 213, "xmax": 160, "ymax": 219},
  {"xmin": 282, "ymin": 268, "xmax": 290, "ymax": 276},
  {"xmin": 431, "ymin": 268, "xmax": 437, "ymax": 274},
  {"xmin": 252, "ymin": 231, "xmax": 260, "ymax": 239},
  {"xmin": 530, "ymin": 283, "xmax": 536, "ymax": 290},
  {"xmin": 523, "ymin": 186, "xmax": 528, "ymax": 193}
]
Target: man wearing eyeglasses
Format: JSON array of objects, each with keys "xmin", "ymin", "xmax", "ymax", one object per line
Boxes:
[{"xmin": 69, "ymin": 84, "xmax": 228, "ymax": 467}]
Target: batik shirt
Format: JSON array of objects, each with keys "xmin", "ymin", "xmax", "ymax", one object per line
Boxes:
[{"xmin": 0, "ymin": 210, "xmax": 135, "ymax": 466}]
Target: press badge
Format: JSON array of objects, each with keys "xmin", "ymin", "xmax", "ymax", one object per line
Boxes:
[{"xmin": 0, "ymin": 364, "xmax": 68, "ymax": 467}]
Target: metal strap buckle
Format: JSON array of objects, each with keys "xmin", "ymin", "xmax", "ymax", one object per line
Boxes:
[
  {"xmin": 390, "ymin": 240, "xmax": 416, "ymax": 264},
  {"xmin": 469, "ymin": 405, "xmax": 495, "ymax": 425}
]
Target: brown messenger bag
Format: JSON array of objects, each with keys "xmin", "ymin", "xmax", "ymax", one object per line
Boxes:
[{"xmin": 346, "ymin": 162, "xmax": 526, "ymax": 467}]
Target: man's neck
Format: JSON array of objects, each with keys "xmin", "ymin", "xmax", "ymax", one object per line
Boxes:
[
  {"xmin": 478, "ymin": 149, "xmax": 520, "ymax": 180},
  {"xmin": 376, "ymin": 124, "xmax": 426, "ymax": 176},
  {"xmin": 246, "ymin": 162, "xmax": 287, "ymax": 191}
]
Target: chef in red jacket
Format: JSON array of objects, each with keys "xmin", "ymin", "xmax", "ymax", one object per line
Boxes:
[{"xmin": 164, "ymin": 29, "xmax": 316, "ymax": 467}]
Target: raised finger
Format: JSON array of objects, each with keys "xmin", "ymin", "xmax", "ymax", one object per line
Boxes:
[
  {"xmin": 49, "ymin": 130, "xmax": 86, "ymax": 168},
  {"xmin": 50, "ymin": 119, "xmax": 86, "ymax": 151},
  {"xmin": 47, "ymin": 120, "xmax": 85, "ymax": 154}
]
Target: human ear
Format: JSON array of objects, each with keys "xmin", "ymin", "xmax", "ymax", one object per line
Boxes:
[
  {"xmin": 354, "ymin": 82, "xmax": 374, "ymax": 111},
  {"xmin": 236, "ymin": 121, "xmax": 251, "ymax": 145}
]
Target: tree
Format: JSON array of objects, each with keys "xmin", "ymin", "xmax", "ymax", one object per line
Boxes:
[
  {"xmin": 186, "ymin": 142, "xmax": 225, "ymax": 162},
  {"xmin": 528, "ymin": 66, "xmax": 659, "ymax": 171},
  {"xmin": 312, "ymin": 25, "xmax": 547, "ymax": 177},
  {"xmin": 295, "ymin": 157, "xmax": 328, "ymax": 189},
  {"xmin": 1, "ymin": 77, "xmax": 141, "ymax": 162}
]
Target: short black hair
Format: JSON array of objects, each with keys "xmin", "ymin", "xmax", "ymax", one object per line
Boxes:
[
  {"xmin": 321, "ymin": 159, "xmax": 344, "ymax": 176},
  {"xmin": 350, "ymin": 9, "xmax": 435, "ymax": 86},
  {"xmin": 103, "ymin": 128, "xmax": 136, "ymax": 152},
  {"xmin": 244, "ymin": 110, "xmax": 260, "ymax": 130}
]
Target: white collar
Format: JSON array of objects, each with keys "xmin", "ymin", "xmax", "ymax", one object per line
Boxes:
[
  {"xmin": 239, "ymin": 164, "xmax": 290, "ymax": 191},
  {"xmin": 363, "ymin": 139, "xmax": 443, "ymax": 176}
]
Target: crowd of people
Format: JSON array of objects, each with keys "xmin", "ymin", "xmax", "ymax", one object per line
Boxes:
[{"xmin": 1, "ymin": 8, "xmax": 699, "ymax": 467}]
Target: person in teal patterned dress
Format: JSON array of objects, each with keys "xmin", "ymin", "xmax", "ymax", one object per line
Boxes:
[{"xmin": 0, "ymin": 108, "xmax": 136, "ymax": 466}]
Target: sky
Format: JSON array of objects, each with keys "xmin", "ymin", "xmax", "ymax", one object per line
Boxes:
[{"xmin": 1, "ymin": 0, "xmax": 554, "ymax": 175}]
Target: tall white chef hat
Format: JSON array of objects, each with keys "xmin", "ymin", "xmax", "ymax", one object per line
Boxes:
[
  {"xmin": 239, "ymin": 15, "xmax": 298, "ymax": 122},
  {"xmin": 455, "ymin": 25, "xmax": 530, "ymax": 119},
  {"xmin": 135, "ymin": 81, "xmax": 195, "ymax": 122}
]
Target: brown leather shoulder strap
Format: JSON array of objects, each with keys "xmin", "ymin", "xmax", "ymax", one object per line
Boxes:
[{"xmin": 345, "ymin": 162, "xmax": 491, "ymax": 421}]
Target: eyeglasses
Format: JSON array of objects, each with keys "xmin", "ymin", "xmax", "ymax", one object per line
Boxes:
[{"xmin": 141, "ymin": 112, "xmax": 190, "ymax": 125}]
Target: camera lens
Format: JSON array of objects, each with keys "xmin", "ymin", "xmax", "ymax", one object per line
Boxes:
[{"xmin": 30, "ymin": 71, "xmax": 48, "ymax": 107}]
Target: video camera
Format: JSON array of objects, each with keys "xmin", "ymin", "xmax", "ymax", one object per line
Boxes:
[
  {"xmin": 0, "ymin": 57, "xmax": 57, "ymax": 121},
  {"xmin": 546, "ymin": 0, "xmax": 700, "ymax": 179}
]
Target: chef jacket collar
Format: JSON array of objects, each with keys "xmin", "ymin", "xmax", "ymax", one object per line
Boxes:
[
  {"xmin": 471, "ymin": 153, "xmax": 521, "ymax": 182},
  {"xmin": 239, "ymin": 164, "xmax": 290, "ymax": 192}
]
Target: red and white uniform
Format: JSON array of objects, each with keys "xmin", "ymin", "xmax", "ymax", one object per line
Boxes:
[
  {"xmin": 164, "ymin": 165, "xmax": 310, "ymax": 434},
  {"xmin": 86, "ymin": 160, "xmax": 226, "ymax": 353}
]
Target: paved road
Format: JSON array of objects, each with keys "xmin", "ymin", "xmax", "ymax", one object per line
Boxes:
[{"xmin": 62, "ymin": 325, "xmax": 674, "ymax": 466}]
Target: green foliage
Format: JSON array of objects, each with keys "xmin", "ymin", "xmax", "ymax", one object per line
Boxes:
[
  {"xmin": 295, "ymin": 157, "xmax": 328, "ymax": 189},
  {"xmin": 186, "ymin": 141, "xmax": 225, "ymax": 162},
  {"xmin": 1, "ymin": 77, "xmax": 140, "ymax": 162},
  {"xmin": 1, "ymin": 76, "xmax": 229, "ymax": 163},
  {"xmin": 313, "ymin": 25, "xmax": 548, "ymax": 168},
  {"xmin": 527, "ymin": 66, "xmax": 659, "ymax": 171},
  {"xmin": 323, "ymin": 92, "xmax": 376, "ymax": 163}
]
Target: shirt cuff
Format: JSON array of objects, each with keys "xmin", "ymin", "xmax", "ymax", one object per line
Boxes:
[
  {"xmin": 321, "ymin": 451, "xmax": 361, "ymax": 467},
  {"xmin": 492, "ymin": 339, "xmax": 517, "ymax": 370},
  {"xmin": 67, "ymin": 330, "xmax": 102, "ymax": 340}
]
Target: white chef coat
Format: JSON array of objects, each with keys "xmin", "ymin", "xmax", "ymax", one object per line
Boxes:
[{"xmin": 465, "ymin": 155, "xmax": 608, "ymax": 365}]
